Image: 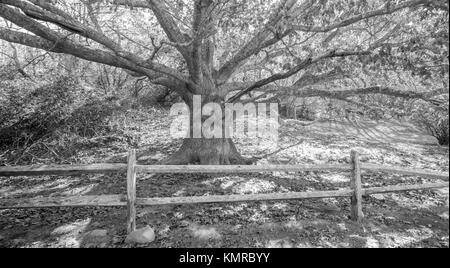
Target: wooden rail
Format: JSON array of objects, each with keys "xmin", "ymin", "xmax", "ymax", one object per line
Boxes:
[
  {"xmin": 0, "ymin": 150, "xmax": 448, "ymax": 233},
  {"xmin": 0, "ymin": 164, "xmax": 127, "ymax": 177},
  {"xmin": 361, "ymin": 164, "xmax": 449, "ymax": 181},
  {"xmin": 135, "ymin": 164, "xmax": 352, "ymax": 174},
  {"xmin": 0, "ymin": 164, "xmax": 352, "ymax": 177},
  {"xmin": 1, "ymin": 163, "xmax": 447, "ymax": 180},
  {"xmin": 1, "ymin": 183, "xmax": 448, "ymax": 209}
]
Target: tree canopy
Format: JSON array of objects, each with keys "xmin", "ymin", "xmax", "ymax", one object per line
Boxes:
[{"xmin": 1, "ymin": 0, "xmax": 448, "ymax": 104}]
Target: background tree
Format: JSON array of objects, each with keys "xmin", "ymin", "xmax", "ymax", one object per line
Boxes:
[{"xmin": 0, "ymin": 0, "xmax": 448, "ymax": 164}]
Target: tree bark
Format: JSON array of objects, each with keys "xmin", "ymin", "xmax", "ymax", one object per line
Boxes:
[
  {"xmin": 161, "ymin": 92, "xmax": 251, "ymax": 165},
  {"xmin": 162, "ymin": 138, "xmax": 249, "ymax": 165}
]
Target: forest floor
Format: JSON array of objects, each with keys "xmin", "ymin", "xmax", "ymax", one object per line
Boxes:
[{"xmin": 0, "ymin": 107, "xmax": 448, "ymax": 248}]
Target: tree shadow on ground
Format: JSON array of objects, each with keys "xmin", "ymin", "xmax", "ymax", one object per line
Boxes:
[
  {"xmin": 0, "ymin": 119, "xmax": 447, "ymax": 247},
  {"xmin": 0, "ymin": 168, "xmax": 447, "ymax": 248},
  {"xmin": 305, "ymin": 119, "xmax": 438, "ymax": 145}
]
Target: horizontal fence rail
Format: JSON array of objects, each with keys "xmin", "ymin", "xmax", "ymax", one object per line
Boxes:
[
  {"xmin": 1, "ymin": 164, "xmax": 448, "ymax": 180},
  {"xmin": 0, "ymin": 164, "xmax": 128, "ymax": 177},
  {"xmin": 361, "ymin": 164, "xmax": 449, "ymax": 181},
  {"xmin": 0, "ymin": 150, "xmax": 448, "ymax": 233},
  {"xmin": 1, "ymin": 183, "xmax": 448, "ymax": 210},
  {"xmin": 136, "ymin": 164, "xmax": 352, "ymax": 174},
  {"xmin": 0, "ymin": 195, "xmax": 126, "ymax": 209},
  {"xmin": 0, "ymin": 164, "xmax": 351, "ymax": 176}
]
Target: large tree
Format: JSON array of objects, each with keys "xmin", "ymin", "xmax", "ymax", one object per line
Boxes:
[{"xmin": 0, "ymin": 0, "xmax": 448, "ymax": 164}]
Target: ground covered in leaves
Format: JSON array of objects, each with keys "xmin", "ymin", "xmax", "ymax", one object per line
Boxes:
[{"xmin": 0, "ymin": 108, "xmax": 448, "ymax": 248}]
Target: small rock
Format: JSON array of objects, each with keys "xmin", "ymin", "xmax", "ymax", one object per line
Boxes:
[
  {"xmin": 126, "ymin": 226, "xmax": 156, "ymax": 244},
  {"xmin": 86, "ymin": 229, "xmax": 108, "ymax": 237}
]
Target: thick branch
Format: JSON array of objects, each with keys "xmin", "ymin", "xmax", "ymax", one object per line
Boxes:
[
  {"xmin": 190, "ymin": 0, "xmax": 206, "ymax": 84},
  {"xmin": 113, "ymin": 0, "xmax": 151, "ymax": 9},
  {"xmin": 228, "ymin": 50, "xmax": 370, "ymax": 103},
  {"xmin": 27, "ymin": 0, "xmax": 75, "ymax": 20},
  {"xmin": 0, "ymin": 27, "xmax": 187, "ymax": 91},
  {"xmin": 0, "ymin": 2, "xmax": 189, "ymax": 84},
  {"xmin": 257, "ymin": 86, "xmax": 448, "ymax": 110},
  {"xmin": 1, "ymin": 0, "xmax": 121, "ymax": 51},
  {"xmin": 0, "ymin": 27, "xmax": 62, "ymax": 52},
  {"xmin": 290, "ymin": 86, "xmax": 444, "ymax": 102}
]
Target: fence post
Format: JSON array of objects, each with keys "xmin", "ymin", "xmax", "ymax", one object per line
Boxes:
[
  {"xmin": 350, "ymin": 150, "xmax": 364, "ymax": 222},
  {"xmin": 126, "ymin": 149, "xmax": 137, "ymax": 234}
]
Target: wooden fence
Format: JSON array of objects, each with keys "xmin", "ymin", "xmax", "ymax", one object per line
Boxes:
[{"xmin": 0, "ymin": 150, "xmax": 448, "ymax": 233}]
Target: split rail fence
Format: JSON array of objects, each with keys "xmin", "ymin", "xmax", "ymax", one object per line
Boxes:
[{"xmin": 0, "ymin": 150, "xmax": 448, "ymax": 233}]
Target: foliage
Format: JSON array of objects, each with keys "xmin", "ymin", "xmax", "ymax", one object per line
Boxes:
[
  {"xmin": 0, "ymin": 76, "xmax": 124, "ymax": 153},
  {"xmin": 0, "ymin": 77, "xmax": 79, "ymax": 148},
  {"xmin": 414, "ymin": 109, "xmax": 449, "ymax": 146},
  {"xmin": 65, "ymin": 100, "xmax": 120, "ymax": 137},
  {"xmin": 296, "ymin": 99, "xmax": 316, "ymax": 121}
]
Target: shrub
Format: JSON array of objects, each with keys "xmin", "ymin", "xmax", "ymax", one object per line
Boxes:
[
  {"xmin": 414, "ymin": 109, "xmax": 449, "ymax": 146},
  {"xmin": 0, "ymin": 77, "xmax": 79, "ymax": 148},
  {"xmin": 296, "ymin": 101, "xmax": 316, "ymax": 121},
  {"xmin": 426, "ymin": 115, "xmax": 449, "ymax": 146},
  {"xmin": 64, "ymin": 100, "xmax": 120, "ymax": 137}
]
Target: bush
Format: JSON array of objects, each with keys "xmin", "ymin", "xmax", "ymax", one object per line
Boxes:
[
  {"xmin": 296, "ymin": 101, "xmax": 316, "ymax": 121},
  {"xmin": 0, "ymin": 75, "xmax": 128, "ymax": 164},
  {"xmin": 64, "ymin": 100, "xmax": 120, "ymax": 137},
  {"xmin": 414, "ymin": 110, "xmax": 449, "ymax": 146},
  {"xmin": 0, "ymin": 77, "xmax": 79, "ymax": 148},
  {"xmin": 427, "ymin": 116, "xmax": 449, "ymax": 146}
]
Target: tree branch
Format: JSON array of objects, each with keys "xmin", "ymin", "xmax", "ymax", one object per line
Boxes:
[
  {"xmin": 113, "ymin": 0, "xmax": 151, "ymax": 9},
  {"xmin": 228, "ymin": 49, "xmax": 370, "ymax": 103},
  {"xmin": 262, "ymin": 86, "xmax": 448, "ymax": 110},
  {"xmin": 0, "ymin": 1, "xmax": 189, "ymax": 84}
]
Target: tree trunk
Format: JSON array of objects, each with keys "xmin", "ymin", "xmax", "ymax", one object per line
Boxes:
[
  {"xmin": 162, "ymin": 138, "xmax": 249, "ymax": 165},
  {"xmin": 160, "ymin": 92, "xmax": 252, "ymax": 165}
]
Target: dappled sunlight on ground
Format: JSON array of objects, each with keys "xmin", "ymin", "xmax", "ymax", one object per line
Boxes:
[
  {"xmin": 203, "ymin": 176, "xmax": 290, "ymax": 195},
  {"xmin": 0, "ymin": 110, "xmax": 448, "ymax": 248},
  {"xmin": 264, "ymin": 239, "xmax": 295, "ymax": 248},
  {"xmin": 189, "ymin": 225, "xmax": 222, "ymax": 241},
  {"xmin": 303, "ymin": 119, "xmax": 437, "ymax": 145},
  {"xmin": 319, "ymin": 174, "xmax": 350, "ymax": 183},
  {"xmin": 231, "ymin": 179, "xmax": 280, "ymax": 195},
  {"xmin": 49, "ymin": 218, "xmax": 91, "ymax": 248},
  {"xmin": 0, "ymin": 177, "xmax": 94, "ymax": 199}
]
